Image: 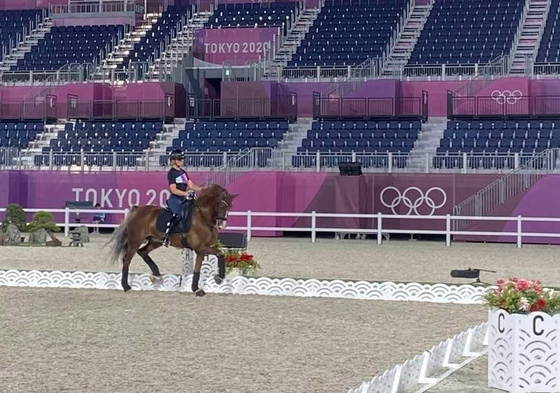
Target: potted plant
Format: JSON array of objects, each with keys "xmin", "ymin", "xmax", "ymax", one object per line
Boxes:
[
  {"xmin": 1, "ymin": 203, "xmax": 27, "ymax": 245},
  {"xmin": 224, "ymin": 250, "xmax": 260, "ymax": 277},
  {"xmin": 486, "ymin": 278, "xmax": 560, "ymax": 393}
]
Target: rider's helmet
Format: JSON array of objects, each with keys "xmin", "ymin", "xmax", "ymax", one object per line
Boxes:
[{"xmin": 169, "ymin": 149, "xmax": 185, "ymax": 163}]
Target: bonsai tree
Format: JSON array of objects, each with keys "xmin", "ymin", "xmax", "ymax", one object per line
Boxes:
[
  {"xmin": 1, "ymin": 203, "xmax": 27, "ymax": 232},
  {"xmin": 27, "ymin": 211, "xmax": 61, "ymax": 244}
]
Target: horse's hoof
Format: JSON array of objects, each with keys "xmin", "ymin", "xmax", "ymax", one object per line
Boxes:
[
  {"xmin": 123, "ymin": 286, "xmax": 132, "ymax": 293},
  {"xmin": 214, "ymin": 275, "xmax": 224, "ymax": 285},
  {"xmin": 194, "ymin": 289, "xmax": 206, "ymax": 297},
  {"xmin": 150, "ymin": 275, "xmax": 162, "ymax": 283}
]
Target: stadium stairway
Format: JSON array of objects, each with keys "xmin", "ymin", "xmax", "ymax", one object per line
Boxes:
[
  {"xmin": 149, "ymin": 9, "xmax": 213, "ymax": 78},
  {"xmin": 382, "ymin": 0, "xmax": 434, "ymax": 76},
  {"xmin": 510, "ymin": 0, "xmax": 551, "ymax": 74},
  {"xmin": 147, "ymin": 118, "xmax": 187, "ymax": 167},
  {"xmin": 267, "ymin": 7, "xmax": 323, "ymax": 79},
  {"xmin": 0, "ymin": 17, "xmax": 52, "ymax": 73},
  {"xmin": 94, "ymin": 12, "xmax": 161, "ymax": 77},
  {"xmin": 273, "ymin": 117, "xmax": 313, "ymax": 160},
  {"xmin": 406, "ymin": 117, "xmax": 447, "ymax": 171}
]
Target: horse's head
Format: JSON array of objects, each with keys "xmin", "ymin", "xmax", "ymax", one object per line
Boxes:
[
  {"xmin": 200, "ymin": 185, "xmax": 238, "ymax": 230},
  {"xmin": 215, "ymin": 190, "xmax": 237, "ymax": 230}
]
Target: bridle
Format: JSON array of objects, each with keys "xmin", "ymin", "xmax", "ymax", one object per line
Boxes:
[{"xmin": 213, "ymin": 199, "xmax": 230, "ymax": 226}]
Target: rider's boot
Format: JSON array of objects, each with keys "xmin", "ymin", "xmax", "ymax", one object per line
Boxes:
[{"xmin": 163, "ymin": 215, "xmax": 179, "ymax": 247}]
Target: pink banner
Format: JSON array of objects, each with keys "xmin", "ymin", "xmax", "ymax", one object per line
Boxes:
[{"xmin": 193, "ymin": 28, "xmax": 277, "ymax": 64}]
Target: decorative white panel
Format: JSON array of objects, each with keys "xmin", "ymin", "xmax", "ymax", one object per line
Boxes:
[
  {"xmin": 488, "ymin": 309, "xmax": 560, "ymax": 393},
  {"xmin": 348, "ymin": 323, "xmax": 489, "ymax": 393}
]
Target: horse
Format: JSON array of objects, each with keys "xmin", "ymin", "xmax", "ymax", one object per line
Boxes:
[{"xmin": 106, "ymin": 184, "xmax": 237, "ymax": 297}]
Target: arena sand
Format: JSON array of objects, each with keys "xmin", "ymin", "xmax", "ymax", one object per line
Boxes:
[
  {"xmin": 1, "ymin": 235, "xmax": 560, "ymax": 286},
  {"xmin": 0, "ymin": 287, "xmax": 486, "ymax": 393}
]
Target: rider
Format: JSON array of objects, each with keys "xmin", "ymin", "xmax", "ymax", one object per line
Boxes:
[{"xmin": 163, "ymin": 149, "xmax": 203, "ymax": 246}]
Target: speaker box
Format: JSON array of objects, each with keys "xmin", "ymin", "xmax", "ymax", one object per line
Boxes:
[
  {"xmin": 218, "ymin": 232, "xmax": 247, "ymax": 249},
  {"xmin": 339, "ymin": 162, "xmax": 362, "ymax": 176}
]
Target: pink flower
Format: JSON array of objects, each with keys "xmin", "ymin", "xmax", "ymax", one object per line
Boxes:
[
  {"xmin": 510, "ymin": 277, "xmax": 519, "ymax": 283},
  {"xmin": 519, "ymin": 297, "xmax": 531, "ymax": 312},
  {"xmin": 516, "ymin": 280, "xmax": 530, "ymax": 291}
]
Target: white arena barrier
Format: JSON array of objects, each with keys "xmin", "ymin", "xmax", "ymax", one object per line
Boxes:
[
  {"xmin": 0, "ymin": 252, "xmax": 489, "ymax": 304},
  {"xmin": 348, "ymin": 322, "xmax": 489, "ymax": 393}
]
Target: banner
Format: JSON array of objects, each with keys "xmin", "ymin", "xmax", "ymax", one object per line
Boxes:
[{"xmin": 193, "ymin": 28, "xmax": 278, "ymax": 64}]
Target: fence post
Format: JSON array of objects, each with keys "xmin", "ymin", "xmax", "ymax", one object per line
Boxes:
[
  {"xmin": 462, "ymin": 153, "xmax": 467, "ymax": 174},
  {"xmin": 49, "ymin": 149, "xmax": 53, "ymax": 171},
  {"xmin": 316, "ymin": 66, "xmax": 320, "ymax": 83},
  {"xmin": 514, "ymin": 152, "xmax": 519, "ymax": 169},
  {"xmin": 311, "ymin": 211, "xmax": 317, "ymax": 243},
  {"xmin": 64, "ymin": 207, "xmax": 70, "ymax": 237},
  {"xmin": 388, "ymin": 152, "xmax": 393, "ymax": 173},
  {"xmin": 352, "ymin": 151, "xmax": 356, "ymax": 162},
  {"xmin": 517, "ymin": 215, "xmax": 522, "ymax": 248},
  {"xmin": 442, "ymin": 64, "xmax": 446, "ymax": 81},
  {"xmin": 145, "ymin": 150, "xmax": 150, "ymax": 171},
  {"xmin": 316, "ymin": 150, "xmax": 320, "ymax": 172},
  {"xmin": 247, "ymin": 210, "xmax": 252, "ymax": 242},
  {"xmin": 377, "ymin": 212, "xmax": 382, "ymax": 245},
  {"xmin": 80, "ymin": 150, "xmax": 85, "ymax": 172},
  {"xmin": 113, "ymin": 151, "xmax": 117, "ymax": 171},
  {"xmin": 446, "ymin": 214, "xmax": 451, "ymax": 246},
  {"xmin": 425, "ymin": 152, "xmax": 429, "ymax": 173}
]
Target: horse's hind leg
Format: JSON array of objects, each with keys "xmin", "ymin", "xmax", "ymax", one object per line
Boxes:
[
  {"xmin": 122, "ymin": 240, "xmax": 142, "ymax": 292},
  {"xmin": 137, "ymin": 239, "xmax": 163, "ymax": 281}
]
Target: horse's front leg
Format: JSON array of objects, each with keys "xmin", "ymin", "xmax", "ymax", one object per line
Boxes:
[{"xmin": 192, "ymin": 252, "xmax": 206, "ymax": 297}]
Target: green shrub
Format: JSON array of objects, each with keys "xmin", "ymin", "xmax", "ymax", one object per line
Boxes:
[
  {"xmin": 1, "ymin": 203, "xmax": 27, "ymax": 232},
  {"xmin": 27, "ymin": 211, "xmax": 60, "ymax": 233}
]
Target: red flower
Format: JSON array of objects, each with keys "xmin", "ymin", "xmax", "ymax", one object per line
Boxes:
[
  {"xmin": 530, "ymin": 298, "xmax": 547, "ymax": 312},
  {"xmin": 240, "ymin": 253, "xmax": 253, "ymax": 261}
]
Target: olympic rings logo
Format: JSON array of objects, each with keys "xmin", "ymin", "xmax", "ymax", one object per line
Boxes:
[
  {"xmin": 491, "ymin": 90, "xmax": 523, "ymax": 105},
  {"xmin": 380, "ymin": 186, "xmax": 447, "ymax": 216}
]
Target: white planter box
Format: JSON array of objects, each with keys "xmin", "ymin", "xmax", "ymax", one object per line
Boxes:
[{"xmin": 488, "ymin": 309, "xmax": 560, "ymax": 393}]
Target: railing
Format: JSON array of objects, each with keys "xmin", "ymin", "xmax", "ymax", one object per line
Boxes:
[
  {"xmin": 313, "ymin": 94, "xmax": 428, "ymax": 120},
  {"xmin": 5, "ymin": 149, "xmax": 558, "ymax": 174},
  {"xmin": 533, "ymin": 63, "xmax": 560, "ymax": 77},
  {"xmin": 453, "ymin": 55, "xmax": 510, "ymax": 97},
  {"xmin": 188, "ymin": 97, "xmax": 297, "ymax": 120},
  {"xmin": 51, "ymin": 0, "xmax": 143, "ymax": 15},
  {"xmin": 448, "ymin": 94, "xmax": 560, "ymax": 118},
  {"xmin": 3, "ymin": 207, "xmax": 560, "ymax": 248},
  {"xmin": 0, "ymin": 8, "xmax": 49, "ymax": 64},
  {"xmin": 204, "ymin": 148, "xmax": 258, "ymax": 187},
  {"xmin": 0, "ymin": 99, "xmax": 172, "ymax": 121},
  {"xmin": 320, "ymin": 57, "xmax": 386, "ymax": 97},
  {"xmin": 0, "ymin": 63, "xmax": 95, "ymax": 86},
  {"xmin": 453, "ymin": 149, "xmax": 555, "ymax": 232}
]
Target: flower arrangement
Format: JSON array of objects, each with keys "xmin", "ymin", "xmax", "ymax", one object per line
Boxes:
[
  {"xmin": 224, "ymin": 250, "xmax": 260, "ymax": 275},
  {"xmin": 484, "ymin": 277, "xmax": 560, "ymax": 315}
]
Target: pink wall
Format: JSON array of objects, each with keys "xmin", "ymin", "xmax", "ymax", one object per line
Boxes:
[
  {"xmin": 399, "ymin": 77, "xmax": 531, "ymax": 117},
  {"xmin": 0, "ymin": 0, "xmax": 66, "ymax": 10},
  {"xmin": 52, "ymin": 17, "xmax": 135, "ymax": 26},
  {"xmin": 0, "ymin": 82, "xmax": 172, "ymax": 103}
]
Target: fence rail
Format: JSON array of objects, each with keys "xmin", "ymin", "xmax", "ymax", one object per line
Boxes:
[
  {"xmin": 0, "ymin": 99, "xmax": 173, "ymax": 121},
  {"xmin": 448, "ymin": 94, "xmax": 560, "ymax": 118},
  {"xmin": 313, "ymin": 94, "xmax": 428, "ymax": 120},
  {"xmin": 1, "ymin": 207, "xmax": 560, "ymax": 248},
  {"xmin": 2, "ymin": 148, "xmax": 559, "ymax": 174},
  {"xmin": 187, "ymin": 97, "xmax": 297, "ymax": 121}
]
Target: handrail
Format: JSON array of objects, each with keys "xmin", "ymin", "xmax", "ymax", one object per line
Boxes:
[{"xmin": 452, "ymin": 149, "xmax": 556, "ymax": 231}]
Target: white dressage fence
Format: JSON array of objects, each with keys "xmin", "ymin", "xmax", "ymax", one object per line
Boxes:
[{"xmin": 2, "ymin": 207, "xmax": 560, "ymax": 248}]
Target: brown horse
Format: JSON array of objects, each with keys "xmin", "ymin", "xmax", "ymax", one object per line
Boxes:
[{"xmin": 106, "ymin": 184, "xmax": 236, "ymax": 296}]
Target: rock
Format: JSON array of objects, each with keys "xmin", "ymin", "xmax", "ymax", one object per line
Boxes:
[
  {"xmin": 28, "ymin": 229, "xmax": 47, "ymax": 244},
  {"xmin": 76, "ymin": 226, "xmax": 90, "ymax": 243},
  {"xmin": 6, "ymin": 223, "xmax": 21, "ymax": 246}
]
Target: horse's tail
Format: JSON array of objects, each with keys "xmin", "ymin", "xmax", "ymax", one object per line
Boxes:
[{"xmin": 106, "ymin": 206, "xmax": 138, "ymax": 265}]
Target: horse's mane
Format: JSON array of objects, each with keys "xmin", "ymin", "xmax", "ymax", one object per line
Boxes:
[{"xmin": 197, "ymin": 184, "xmax": 226, "ymax": 207}]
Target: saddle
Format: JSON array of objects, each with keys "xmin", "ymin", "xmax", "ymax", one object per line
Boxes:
[{"xmin": 156, "ymin": 199, "xmax": 194, "ymax": 235}]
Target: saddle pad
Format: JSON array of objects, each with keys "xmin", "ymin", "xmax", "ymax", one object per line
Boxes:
[{"xmin": 155, "ymin": 202, "xmax": 194, "ymax": 235}]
